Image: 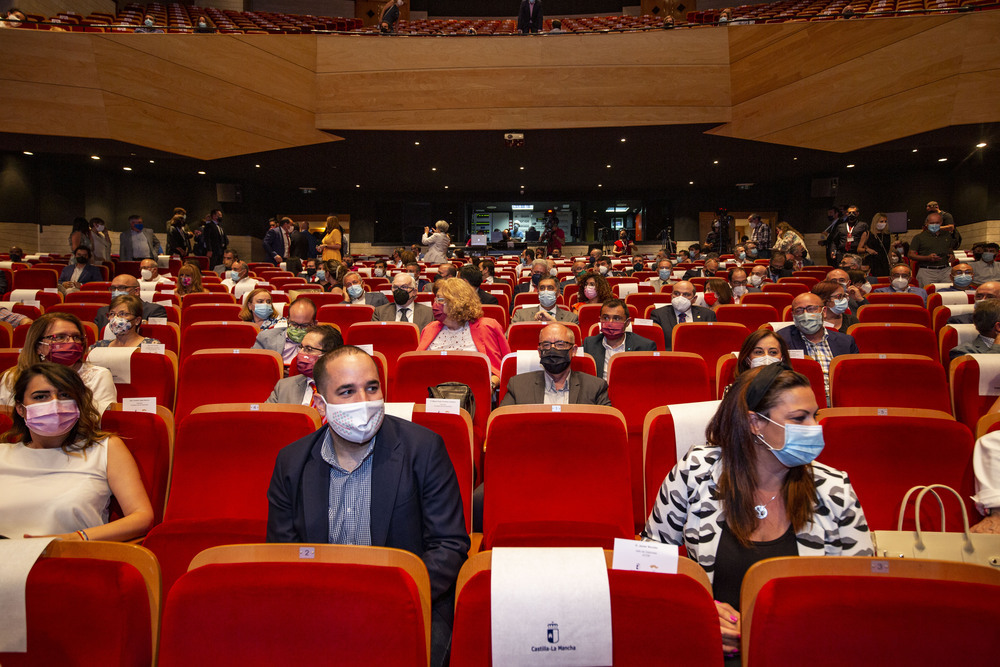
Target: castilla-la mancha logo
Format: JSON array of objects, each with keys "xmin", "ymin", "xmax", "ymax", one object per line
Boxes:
[{"xmin": 546, "ymin": 622, "xmax": 559, "ymax": 644}]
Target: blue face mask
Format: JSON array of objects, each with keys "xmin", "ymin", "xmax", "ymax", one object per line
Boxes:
[
  {"xmin": 755, "ymin": 413, "xmax": 825, "ymax": 467},
  {"xmin": 133, "ymin": 223, "xmax": 144, "ymax": 231},
  {"xmin": 228, "ymin": 270, "xmax": 240, "ymax": 282},
  {"xmin": 984, "ymin": 253, "xmax": 996, "ymax": 263},
  {"xmin": 111, "ymin": 289, "xmax": 129, "ymax": 299},
  {"xmin": 829, "ymin": 297, "xmax": 849, "ymax": 315},
  {"xmin": 954, "ymin": 274, "xmax": 973, "ymax": 288},
  {"xmin": 749, "ymin": 248, "xmax": 758, "ymax": 257},
  {"xmin": 928, "ymin": 224, "xmax": 941, "ymax": 234},
  {"xmin": 315, "ymin": 270, "xmax": 326, "ymax": 282},
  {"xmin": 658, "ymin": 268, "xmax": 671, "ymax": 281},
  {"xmin": 253, "ymin": 303, "xmax": 273, "ymax": 320},
  {"xmin": 538, "ymin": 290, "xmax": 557, "ymax": 309},
  {"xmin": 739, "ymin": 252, "xmax": 747, "ymax": 260},
  {"xmin": 347, "ymin": 284, "xmax": 364, "ymax": 300}
]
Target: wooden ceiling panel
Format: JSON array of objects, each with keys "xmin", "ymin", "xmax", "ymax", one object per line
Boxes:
[{"xmin": 2, "ymin": 80, "xmax": 109, "ymax": 138}]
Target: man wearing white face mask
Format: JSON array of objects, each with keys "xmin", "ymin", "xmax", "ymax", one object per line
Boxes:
[
  {"xmin": 651, "ymin": 280, "xmax": 716, "ymax": 351},
  {"xmin": 776, "ymin": 293, "xmax": 859, "ymax": 400},
  {"xmin": 873, "ymin": 264, "xmax": 927, "ymax": 305},
  {"xmin": 138, "ymin": 258, "xmax": 173, "ymax": 291},
  {"xmin": 747, "ymin": 265, "xmax": 769, "ymax": 292},
  {"xmin": 266, "ymin": 346, "xmax": 469, "ymax": 667}
]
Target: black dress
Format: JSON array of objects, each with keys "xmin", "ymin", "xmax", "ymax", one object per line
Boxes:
[{"xmin": 863, "ymin": 232, "xmax": 892, "ymax": 277}]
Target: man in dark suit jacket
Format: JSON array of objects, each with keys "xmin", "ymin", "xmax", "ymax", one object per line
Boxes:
[
  {"xmin": 500, "ymin": 323, "xmax": 612, "ymax": 406},
  {"xmin": 267, "ymin": 348, "xmax": 469, "ymax": 667},
  {"xmin": 515, "ymin": 259, "xmax": 549, "ymax": 295},
  {"xmin": 776, "ymin": 293, "xmax": 859, "ymax": 398},
  {"xmin": 682, "ymin": 258, "xmax": 721, "ymax": 281},
  {"xmin": 263, "ymin": 218, "xmax": 292, "ymax": 266},
  {"xmin": 93, "ymin": 274, "xmax": 167, "ymax": 330},
  {"xmin": 202, "ymin": 210, "xmax": 228, "ymax": 267},
  {"xmin": 949, "ymin": 299, "xmax": 1000, "ymax": 360},
  {"xmin": 343, "ymin": 271, "xmax": 389, "ymax": 307},
  {"xmin": 766, "ymin": 251, "xmax": 793, "ymax": 282},
  {"xmin": 373, "ymin": 273, "xmax": 434, "ymax": 331},
  {"xmin": 583, "ymin": 299, "xmax": 657, "ymax": 380},
  {"xmin": 517, "ymin": 0, "xmax": 543, "ymax": 33},
  {"xmin": 651, "ymin": 280, "xmax": 716, "ymax": 351},
  {"xmin": 458, "ymin": 264, "xmax": 498, "ymax": 305},
  {"xmin": 288, "ymin": 220, "xmax": 312, "ymax": 261},
  {"xmin": 59, "ymin": 246, "xmax": 103, "ymax": 290}
]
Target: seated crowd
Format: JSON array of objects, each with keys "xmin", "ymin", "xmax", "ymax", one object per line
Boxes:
[{"xmin": 2, "ymin": 204, "xmax": 998, "ymax": 663}]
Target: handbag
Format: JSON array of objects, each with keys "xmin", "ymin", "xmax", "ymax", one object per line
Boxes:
[
  {"xmin": 871, "ymin": 484, "xmax": 1000, "ymax": 568},
  {"xmin": 427, "ymin": 382, "xmax": 475, "ymax": 420}
]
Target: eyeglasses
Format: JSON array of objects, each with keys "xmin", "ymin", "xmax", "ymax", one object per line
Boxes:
[
  {"xmin": 40, "ymin": 334, "xmax": 84, "ymax": 344},
  {"xmin": 287, "ymin": 321, "xmax": 312, "ymax": 330},
  {"xmin": 791, "ymin": 306, "xmax": 823, "ymax": 316},
  {"xmin": 538, "ymin": 341, "xmax": 574, "ymax": 352},
  {"xmin": 300, "ymin": 345, "xmax": 325, "ymax": 355},
  {"xmin": 110, "ymin": 285, "xmax": 136, "ymax": 292},
  {"xmin": 108, "ymin": 311, "xmax": 135, "ymax": 319}
]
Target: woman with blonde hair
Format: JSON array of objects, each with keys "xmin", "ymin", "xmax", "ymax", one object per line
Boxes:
[
  {"xmin": 319, "ymin": 216, "xmax": 344, "ymax": 262},
  {"xmin": 0, "ymin": 313, "xmax": 116, "ymax": 413},
  {"xmin": 773, "ymin": 221, "xmax": 806, "ymax": 254},
  {"xmin": 857, "ymin": 212, "xmax": 891, "ymax": 277},
  {"xmin": 0, "ymin": 362, "xmax": 153, "ymax": 541},
  {"xmin": 421, "ymin": 220, "xmax": 451, "ymax": 263},
  {"xmin": 239, "ymin": 288, "xmax": 286, "ymax": 330},
  {"xmin": 176, "ymin": 262, "xmax": 208, "ymax": 297},
  {"xmin": 417, "ymin": 278, "xmax": 510, "ymax": 389}
]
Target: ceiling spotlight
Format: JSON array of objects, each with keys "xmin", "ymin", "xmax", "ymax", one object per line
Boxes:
[
  {"xmin": 123, "ymin": 167, "xmax": 132, "ymax": 171},
  {"xmin": 597, "ymin": 184, "xmax": 603, "ymax": 188},
  {"xmin": 255, "ymin": 164, "xmax": 261, "ymax": 168},
  {"xmin": 912, "ymin": 149, "xmax": 918, "ymax": 153},
  {"xmin": 519, "ymin": 166, "xmax": 524, "ymax": 170},
  {"xmin": 414, "ymin": 141, "xmax": 420, "ymax": 146},
  {"xmin": 22, "ymin": 151, "xmax": 33, "ymax": 156},
  {"xmin": 149, "ymin": 160, "xmax": 155, "ymax": 164},
  {"xmin": 606, "ymin": 164, "xmax": 611, "ymax": 169},
  {"xmin": 355, "ymin": 184, "xmax": 361, "ymax": 188},
  {"xmin": 197, "ymin": 170, "xmax": 206, "ymax": 175},
  {"xmin": 90, "ymin": 155, "xmax": 100, "ymax": 160},
  {"xmin": 689, "ymin": 181, "xmax": 694, "ymax": 185},
  {"xmin": 713, "ymin": 160, "xmax": 719, "ymax": 165},
  {"xmin": 846, "ymin": 164, "xmax": 855, "ymax": 168},
  {"xmin": 977, "ymin": 142, "xmax": 987, "ymax": 148},
  {"xmin": 793, "ymin": 157, "xmax": 798, "ymax": 161},
  {"xmin": 444, "ymin": 185, "xmax": 449, "ymax": 189},
  {"xmin": 431, "ymin": 167, "xmax": 437, "ymax": 171},
  {"xmin": 938, "ymin": 158, "xmax": 948, "ymax": 162},
  {"xmin": 620, "ymin": 138, "xmax": 626, "ymax": 143}
]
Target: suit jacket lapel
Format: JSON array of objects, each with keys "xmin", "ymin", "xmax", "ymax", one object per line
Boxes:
[
  {"xmin": 531, "ymin": 372, "xmax": 546, "ymax": 404},
  {"xmin": 370, "ymin": 418, "xmax": 403, "ymax": 547},
  {"xmin": 302, "ymin": 429, "xmax": 331, "ymax": 542},
  {"xmin": 567, "ymin": 372, "xmax": 582, "ymax": 403}
]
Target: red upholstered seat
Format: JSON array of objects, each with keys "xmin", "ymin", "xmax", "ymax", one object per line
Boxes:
[
  {"xmin": 317, "ymin": 303, "xmax": 376, "ymax": 331},
  {"xmin": 179, "ymin": 320, "xmax": 259, "ymax": 364},
  {"xmin": 625, "ymin": 292, "xmax": 673, "ymax": 316},
  {"xmin": 829, "ymin": 353, "xmax": 950, "ymax": 412},
  {"xmin": 141, "ymin": 322, "xmax": 180, "ymax": 356},
  {"xmin": 741, "ymin": 290, "xmax": 794, "ymax": 312},
  {"xmin": 608, "ymin": 351, "xmax": 712, "ymax": 529},
  {"xmin": 174, "ymin": 349, "xmax": 282, "ymax": 423},
  {"xmin": 65, "ymin": 290, "xmax": 111, "ymax": 304},
  {"xmin": 344, "ymin": 321, "xmax": 420, "ymax": 395},
  {"xmin": 179, "ymin": 291, "xmax": 237, "ymax": 308},
  {"xmin": 496, "ymin": 351, "xmax": 597, "ymax": 403},
  {"xmin": 482, "ymin": 405, "xmax": 632, "ymax": 550},
  {"xmin": 410, "ymin": 405, "xmax": 475, "ymax": 532},
  {"xmin": 12, "ymin": 268, "xmax": 58, "ymax": 289},
  {"xmin": 817, "ymin": 407, "xmax": 974, "ymax": 530},
  {"xmin": 142, "ymin": 403, "xmax": 321, "ymax": 594},
  {"xmin": 950, "ymin": 354, "xmax": 1000, "ymax": 432},
  {"xmin": 451, "ymin": 551, "xmax": 722, "ymax": 667},
  {"xmin": 743, "ymin": 557, "xmax": 1000, "ymax": 666},
  {"xmin": 45, "ymin": 302, "xmax": 106, "ymax": 322},
  {"xmin": 481, "ymin": 304, "xmax": 509, "ymax": 330},
  {"xmin": 179, "ymin": 303, "xmax": 241, "ymax": 330},
  {"xmin": 0, "ymin": 541, "xmax": 158, "ymax": 667},
  {"xmin": 506, "ymin": 321, "xmax": 582, "ymax": 351},
  {"xmin": 847, "ymin": 322, "xmax": 938, "ymax": 358},
  {"xmin": 159, "ymin": 545, "xmax": 430, "ymax": 667},
  {"xmin": 865, "ymin": 291, "xmax": 926, "ymax": 307},
  {"xmin": 762, "ymin": 282, "xmax": 809, "ymax": 296},
  {"xmin": 102, "ymin": 403, "xmax": 174, "ymax": 527},
  {"xmin": 672, "ymin": 321, "xmax": 751, "ymax": 396},
  {"xmin": 107, "ymin": 350, "xmax": 179, "ymax": 412},
  {"xmin": 715, "ymin": 354, "xmax": 827, "ymax": 407},
  {"xmin": 287, "ymin": 291, "xmax": 344, "ymax": 307},
  {"xmin": 713, "ymin": 303, "xmax": 779, "ymax": 330},
  {"xmin": 857, "ymin": 303, "xmax": 931, "ymax": 327}
]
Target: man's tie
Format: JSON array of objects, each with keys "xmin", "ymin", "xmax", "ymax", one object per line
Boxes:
[
  {"xmin": 679, "ymin": 312, "xmax": 687, "ymax": 323},
  {"xmin": 399, "ymin": 307, "xmax": 409, "ymax": 323}
]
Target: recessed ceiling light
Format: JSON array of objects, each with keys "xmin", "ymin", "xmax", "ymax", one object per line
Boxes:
[
  {"xmin": 22, "ymin": 151, "xmax": 33, "ymax": 156},
  {"xmin": 431, "ymin": 167, "xmax": 437, "ymax": 171},
  {"xmin": 520, "ymin": 185, "xmax": 525, "ymax": 188},
  {"xmin": 846, "ymin": 164, "xmax": 855, "ymax": 168},
  {"xmin": 255, "ymin": 164, "xmax": 261, "ymax": 168},
  {"xmin": 620, "ymin": 138, "xmax": 626, "ymax": 143},
  {"xmin": 197, "ymin": 170, "xmax": 206, "ymax": 175},
  {"xmin": 414, "ymin": 141, "xmax": 420, "ymax": 146},
  {"xmin": 792, "ymin": 157, "xmax": 798, "ymax": 161},
  {"xmin": 123, "ymin": 166, "xmax": 132, "ymax": 171},
  {"xmin": 689, "ymin": 181, "xmax": 694, "ymax": 185},
  {"xmin": 355, "ymin": 184, "xmax": 361, "ymax": 188},
  {"xmin": 713, "ymin": 160, "xmax": 719, "ymax": 165},
  {"xmin": 444, "ymin": 185, "xmax": 449, "ymax": 189},
  {"xmin": 912, "ymin": 149, "xmax": 918, "ymax": 153},
  {"xmin": 519, "ymin": 166, "xmax": 524, "ymax": 170},
  {"xmin": 977, "ymin": 142, "xmax": 987, "ymax": 148},
  {"xmin": 938, "ymin": 158, "xmax": 948, "ymax": 162},
  {"xmin": 598, "ymin": 184, "xmax": 603, "ymax": 188},
  {"xmin": 149, "ymin": 160, "xmax": 155, "ymax": 164},
  {"xmin": 90, "ymin": 155, "xmax": 100, "ymax": 160}
]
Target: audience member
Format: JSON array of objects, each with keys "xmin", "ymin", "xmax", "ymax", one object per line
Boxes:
[
  {"xmin": 972, "ymin": 243, "xmax": 1000, "ymax": 286},
  {"xmin": 859, "ymin": 212, "xmax": 891, "ymax": 276},
  {"xmin": 94, "ymin": 275, "xmax": 167, "ymax": 331},
  {"xmin": 239, "ymin": 288, "xmax": 286, "ymax": 331},
  {"xmin": 970, "ymin": 430, "xmax": 1000, "ymax": 533},
  {"xmin": 221, "ymin": 260, "xmax": 260, "ymax": 300},
  {"xmin": 683, "ymin": 257, "xmax": 720, "ymax": 280},
  {"xmin": 176, "ymin": 262, "xmax": 208, "ymax": 297},
  {"xmin": 517, "ymin": 0, "xmax": 543, "ymax": 34},
  {"xmin": 458, "ymin": 265, "xmax": 498, "ymax": 305},
  {"xmin": 776, "ymin": 292, "xmax": 859, "ymax": 399},
  {"xmin": 134, "ymin": 14, "xmax": 164, "ymax": 32},
  {"xmin": 874, "ymin": 264, "xmax": 927, "ymax": 304},
  {"xmin": 417, "ymin": 278, "xmax": 510, "ymax": 390},
  {"xmin": 651, "ymin": 258, "xmax": 674, "ymax": 292},
  {"xmin": 729, "ymin": 268, "xmax": 749, "ymax": 303},
  {"xmin": 949, "ymin": 299, "xmax": 1000, "ymax": 360},
  {"xmin": 734, "ymin": 329, "xmax": 791, "ymax": 376},
  {"xmin": 516, "ymin": 259, "xmax": 550, "ymax": 294},
  {"xmin": 583, "ymin": 298, "xmax": 656, "ymax": 380},
  {"xmin": 0, "ymin": 313, "xmax": 116, "ymax": 413},
  {"xmin": 380, "ymin": 0, "xmax": 404, "ymax": 33},
  {"xmin": 89, "ymin": 217, "xmax": 112, "ymax": 263},
  {"xmin": 69, "ymin": 217, "xmax": 91, "ymax": 255},
  {"xmin": 138, "ymin": 258, "xmax": 174, "ymax": 290},
  {"xmin": 166, "ymin": 214, "xmax": 190, "ymax": 257},
  {"xmin": 59, "ymin": 246, "xmax": 102, "ymax": 292},
  {"xmin": 119, "ymin": 215, "xmax": 160, "ymax": 261},
  {"xmin": 374, "ymin": 272, "xmax": 433, "ymax": 329},
  {"xmin": 266, "ymin": 325, "xmax": 343, "ymax": 409},
  {"xmin": 264, "ymin": 217, "xmax": 293, "ymax": 266},
  {"xmin": 213, "ymin": 249, "xmax": 237, "ymax": 277},
  {"xmin": 748, "ymin": 264, "xmax": 769, "ymax": 290},
  {"xmin": 0, "ymin": 362, "xmax": 153, "ymax": 541},
  {"xmin": 747, "ymin": 213, "xmax": 771, "ymax": 249},
  {"xmin": 766, "ymin": 251, "xmax": 792, "ymax": 282},
  {"xmin": 202, "ymin": 209, "xmax": 228, "ymax": 268},
  {"xmin": 938, "ymin": 263, "xmax": 975, "ymax": 292},
  {"xmin": 0, "ymin": 306, "xmax": 31, "ymax": 329},
  {"xmin": 372, "ymin": 258, "xmax": 388, "ymax": 278},
  {"xmin": 266, "ymin": 346, "xmax": 469, "ymax": 667},
  {"xmin": 511, "ymin": 276, "xmax": 577, "ymax": 323},
  {"xmin": 343, "ymin": 271, "xmax": 389, "ymax": 306},
  {"xmin": 704, "ymin": 278, "xmax": 733, "ymax": 311},
  {"xmin": 652, "ymin": 280, "xmax": 716, "ymax": 351},
  {"xmin": 422, "ymin": 220, "xmax": 451, "ymax": 263},
  {"xmin": 1, "ymin": 8, "xmax": 25, "ymax": 28},
  {"xmin": 501, "ymin": 323, "xmax": 610, "ymax": 406},
  {"xmin": 908, "ymin": 211, "xmax": 955, "ymax": 287},
  {"xmin": 254, "ymin": 297, "xmax": 318, "ymax": 365},
  {"xmin": 643, "ymin": 364, "xmax": 872, "ymax": 658},
  {"xmin": 573, "ymin": 271, "xmax": 613, "ymax": 313},
  {"xmin": 812, "ymin": 280, "xmax": 858, "ymax": 334},
  {"xmin": 90, "ymin": 295, "xmax": 161, "ymax": 349}
]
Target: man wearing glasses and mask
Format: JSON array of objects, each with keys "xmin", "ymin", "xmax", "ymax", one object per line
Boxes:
[
  {"xmin": 254, "ymin": 298, "xmax": 318, "ymax": 370},
  {"xmin": 775, "ymin": 292, "xmax": 859, "ymax": 401},
  {"xmin": 500, "ymin": 323, "xmax": 611, "ymax": 406}
]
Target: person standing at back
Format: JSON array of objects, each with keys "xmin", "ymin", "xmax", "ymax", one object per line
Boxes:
[{"xmin": 517, "ymin": 0, "xmax": 543, "ymax": 33}]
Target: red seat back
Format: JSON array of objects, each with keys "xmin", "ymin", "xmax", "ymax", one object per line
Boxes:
[
  {"xmin": 179, "ymin": 303, "xmax": 242, "ymax": 330},
  {"xmin": 830, "ymin": 354, "xmax": 950, "ymax": 412},
  {"xmin": 344, "ymin": 321, "xmax": 420, "ymax": 395},
  {"xmin": 481, "ymin": 304, "xmax": 509, "ymax": 330},
  {"xmin": 741, "ymin": 291, "xmax": 794, "ymax": 312},
  {"xmin": 714, "ymin": 303, "xmax": 779, "ymax": 331},
  {"xmin": 180, "ymin": 292, "xmax": 237, "ymax": 309},
  {"xmin": 317, "ymin": 304, "xmax": 376, "ymax": 332},
  {"xmin": 12, "ymin": 268, "xmax": 58, "ymax": 290},
  {"xmin": 865, "ymin": 291, "xmax": 926, "ymax": 307},
  {"xmin": 174, "ymin": 350, "xmax": 282, "ymax": 423},
  {"xmin": 762, "ymin": 282, "xmax": 809, "ymax": 296},
  {"xmin": 102, "ymin": 404, "xmax": 174, "ymax": 526},
  {"xmin": 847, "ymin": 322, "xmax": 938, "ymax": 359},
  {"xmin": 179, "ymin": 321, "xmax": 259, "ymax": 364},
  {"xmin": 857, "ymin": 304, "xmax": 931, "ymax": 327},
  {"xmin": 505, "ymin": 321, "xmax": 582, "ymax": 351},
  {"xmin": 410, "ymin": 406, "xmax": 475, "ymax": 533},
  {"xmin": 672, "ymin": 322, "xmax": 751, "ymax": 395}
]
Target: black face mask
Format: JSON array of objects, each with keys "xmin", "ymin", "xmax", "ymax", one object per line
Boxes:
[
  {"xmin": 393, "ymin": 288, "xmax": 411, "ymax": 306},
  {"xmin": 539, "ymin": 349, "xmax": 572, "ymax": 375},
  {"xmin": 531, "ymin": 273, "xmax": 543, "ymax": 286},
  {"xmin": 76, "ymin": 255, "xmax": 88, "ymax": 264}
]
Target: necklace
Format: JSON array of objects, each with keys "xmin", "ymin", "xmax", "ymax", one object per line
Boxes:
[{"xmin": 754, "ymin": 494, "xmax": 777, "ymax": 520}]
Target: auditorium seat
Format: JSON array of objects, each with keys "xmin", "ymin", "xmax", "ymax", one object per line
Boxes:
[
  {"xmin": 11, "ymin": 267, "xmax": 58, "ymax": 290},
  {"xmin": 713, "ymin": 303, "xmax": 779, "ymax": 330},
  {"xmin": 159, "ymin": 544, "xmax": 431, "ymax": 667},
  {"xmin": 0, "ymin": 347, "xmax": 20, "ymax": 374},
  {"xmin": 741, "ymin": 290, "xmax": 794, "ymax": 312},
  {"xmin": 102, "ymin": 402, "xmax": 175, "ymax": 527},
  {"xmin": 344, "ymin": 321, "xmax": 420, "ymax": 394},
  {"xmin": 950, "ymin": 354, "xmax": 1000, "ymax": 433},
  {"xmin": 481, "ymin": 303, "xmax": 509, "ymax": 330},
  {"xmin": 762, "ymin": 282, "xmax": 809, "ymax": 296},
  {"xmin": 179, "ymin": 291, "xmax": 237, "ymax": 308},
  {"xmin": 287, "ymin": 291, "xmax": 344, "ymax": 307},
  {"xmin": 451, "ymin": 550, "xmax": 721, "ymax": 667},
  {"xmin": 178, "ymin": 303, "xmax": 241, "ymax": 330},
  {"xmin": 0, "ymin": 541, "xmax": 159, "ymax": 667},
  {"xmin": 506, "ymin": 321, "xmax": 582, "ymax": 351},
  {"xmin": 672, "ymin": 321, "xmax": 751, "ymax": 394},
  {"xmin": 174, "ymin": 349, "xmax": 282, "ymax": 423},
  {"xmin": 496, "ymin": 350, "xmax": 597, "ymax": 403},
  {"xmin": 65, "ymin": 290, "xmax": 111, "ymax": 304},
  {"xmin": 0, "ymin": 321, "xmax": 10, "ymax": 348},
  {"xmin": 927, "ymin": 290, "xmax": 974, "ymax": 312},
  {"xmin": 408, "ymin": 405, "xmax": 475, "ymax": 532},
  {"xmin": 829, "ymin": 353, "xmax": 950, "ymax": 412},
  {"xmin": 317, "ymin": 303, "xmax": 376, "ymax": 331},
  {"xmin": 865, "ymin": 291, "xmax": 926, "ymax": 307},
  {"xmin": 715, "ymin": 354, "xmax": 827, "ymax": 407},
  {"xmin": 178, "ymin": 320, "xmax": 259, "ymax": 364},
  {"xmin": 779, "ymin": 275, "xmax": 818, "ymax": 289},
  {"xmin": 857, "ymin": 303, "xmax": 931, "ymax": 327},
  {"xmin": 741, "ymin": 557, "xmax": 1000, "ymax": 667},
  {"xmin": 6, "ymin": 288, "xmax": 62, "ymax": 311},
  {"xmin": 607, "ymin": 351, "xmax": 712, "ymax": 529},
  {"xmin": 847, "ymin": 322, "xmax": 938, "ymax": 359},
  {"xmin": 817, "ymin": 407, "xmax": 974, "ymax": 530},
  {"xmin": 482, "ymin": 405, "xmax": 633, "ymax": 550},
  {"xmin": 141, "ymin": 322, "xmax": 181, "ymax": 356},
  {"xmin": 625, "ymin": 292, "xmax": 672, "ymax": 316},
  {"xmin": 103, "ymin": 349, "xmax": 179, "ymax": 413},
  {"xmin": 142, "ymin": 403, "xmax": 321, "ymax": 595}
]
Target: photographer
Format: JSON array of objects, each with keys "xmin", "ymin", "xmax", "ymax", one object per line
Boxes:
[{"xmin": 706, "ymin": 212, "xmax": 732, "ymax": 255}]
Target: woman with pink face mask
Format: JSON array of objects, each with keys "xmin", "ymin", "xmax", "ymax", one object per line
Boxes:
[
  {"xmin": 572, "ymin": 271, "xmax": 613, "ymax": 314},
  {"xmin": 0, "ymin": 313, "xmax": 117, "ymax": 413},
  {"xmin": 0, "ymin": 363, "xmax": 153, "ymax": 540}
]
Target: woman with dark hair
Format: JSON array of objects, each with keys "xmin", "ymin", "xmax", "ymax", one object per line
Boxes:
[
  {"xmin": 90, "ymin": 295, "xmax": 161, "ymax": 349},
  {"xmin": 734, "ymin": 329, "xmax": 791, "ymax": 376},
  {"xmin": 69, "ymin": 217, "xmax": 92, "ymax": 255},
  {"xmin": 812, "ymin": 280, "xmax": 858, "ymax": 334},
  {"xmin": 0, "ymin": 313, "xmax": 116, "ymax": 412},
  {"xmin": 572, "ymin": 271, "xmax": 613, "ymax": 313},
  {"xmin": 704, "ymin": 277, "xmax": 733, "ymax": 311},
  {"xmin": 0, "ymin": 363, "xmax": 153, "ymax": 540},
  {"xmin": 644, "ymin": 364, "xmax": 872, "ymax": 659}
]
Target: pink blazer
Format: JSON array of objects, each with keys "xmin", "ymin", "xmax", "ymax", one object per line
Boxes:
[{"xmin": 417, "ymin": 316, "xmax": 511, "ymax": 376}]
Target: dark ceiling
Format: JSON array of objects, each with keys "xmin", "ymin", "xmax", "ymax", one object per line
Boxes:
[{"xmin": 2, "ymin": 122, "xmax": 996, "ymax": 197}]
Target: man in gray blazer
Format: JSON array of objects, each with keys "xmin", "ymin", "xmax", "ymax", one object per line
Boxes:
[
  {"xmin": 583, "ymin": 298, "xmax": 657, "ymax": 380},
  {"xmin": 254, "ymin": 297, "xmax": 318, "ymax": 366},
  {"xmin": 373, "ymin": 272, "xmax": 433, "ymax": 331},
  {"xmin": 511, "ymin": 276, "xmax": 579, "ymax": 324},
  {"xmin": 651, "ymin": 280, "xmax": 716, "ymax": 351},
  {"xmin": 266, "ymin": 325, "xmax": 344, "ymax": 406},
  {"xmin": 950, "ymin": 299, "xmax": 1000, "ymax": 360},
  {"xmin": 343, "ymin": 271, "xmax": 389, "ymax": 307},
  {"xmin": 500, "ymin": 322, "xmax": 612, "ymax": 407},
  {"xmin": 118, "ymin": 215, "xmax": 161, "ymax": 261}
]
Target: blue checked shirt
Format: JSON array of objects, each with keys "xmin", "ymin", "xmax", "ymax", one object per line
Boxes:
[
  {"xmin": 320, "ymin": 428, "xmax": 375, "ymax": 546},
  {"xmin": 802, "ymin": 329, "xmax": 834, "ymax": 401}
]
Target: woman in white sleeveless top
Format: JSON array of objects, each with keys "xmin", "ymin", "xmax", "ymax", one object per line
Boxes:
[{"xmin": 0, "ymin": 363, "xmax": 152, "ymax": 540}]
